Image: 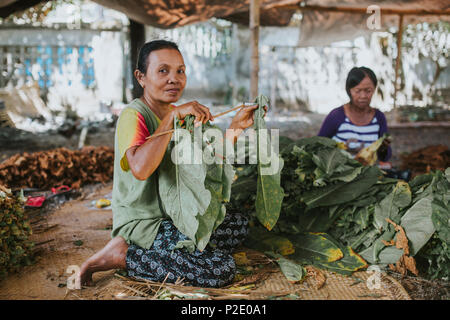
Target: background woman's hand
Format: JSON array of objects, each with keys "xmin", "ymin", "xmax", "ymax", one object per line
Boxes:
[
  {"xmin": 229, "ymin": 104, "xmax": 267, "ymax": 131},
  {"xmin": 172, "ymin": 100, "xmax": 214, "ymax": 126}
]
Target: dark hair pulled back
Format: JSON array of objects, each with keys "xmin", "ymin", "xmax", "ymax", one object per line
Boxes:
[
  {"xmin": 136, "ymin": 40, "xmax": 180, "ymax": 74},
  {"xmin": 345, "ymin": 67, "xmax": 377, "ymax": 100}
]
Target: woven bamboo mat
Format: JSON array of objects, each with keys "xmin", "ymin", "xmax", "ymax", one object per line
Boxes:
[
  {"xmin": 245, "ymin": 268, "xmax": 411, "ymax": 300},
  {"xmin": 72, "ymin": 247, "xmax": 411, "ymax": 300}
]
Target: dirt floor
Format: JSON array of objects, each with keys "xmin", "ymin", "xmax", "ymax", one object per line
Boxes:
[
  {"xmin": 0, "ymin": 181, "xmax": 447, "ymax": 300},
  {"xmin": 0, "ymin": 183, "xmax": 115, "ymax": 300}
]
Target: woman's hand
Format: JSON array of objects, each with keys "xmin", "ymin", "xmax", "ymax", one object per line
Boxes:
[
  {"xmin": 171, "ymin": 100, "xmax": 214, "ymax": 126},
  {"xmin": 225, "ymin": 104, "xmax": 267, "ymax": 145},
  {"xmin": 229, "ymin": 104, "xmax": 267, "ymax": 131}
]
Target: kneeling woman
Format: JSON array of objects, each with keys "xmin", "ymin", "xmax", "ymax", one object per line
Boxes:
[{"xmin": 78, "ymin": 40, "xmax": 260, "ymax": 288}]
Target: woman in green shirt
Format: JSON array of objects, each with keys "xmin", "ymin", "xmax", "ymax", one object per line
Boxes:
[{"xmin": 78, "ymin": 40, "xmax": 262, "ymax": 288}]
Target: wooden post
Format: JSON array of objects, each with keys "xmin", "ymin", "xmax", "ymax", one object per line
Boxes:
[
  {"xmin": 231, "ymin": 23, "xmax": 239, "ymax": 105},
  {"xmin": 250, "ymin": 0, "xmax": 260, "ymax": 100},
  {"xmin": 129, "ymin": 19, "xmax": 145, "ymax": 99},
  {"xmin": 270, "ymin": 46, "xmax": 277, "ymax": 112},
  {"xmin": 393, "ymin": 14, "xmax": 404, "ymax": 111}
]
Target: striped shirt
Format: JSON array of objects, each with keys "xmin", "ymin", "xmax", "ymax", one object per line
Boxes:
[{"xmin": 318, "ymin": 105, "xmax": 391, "ymax": 161}]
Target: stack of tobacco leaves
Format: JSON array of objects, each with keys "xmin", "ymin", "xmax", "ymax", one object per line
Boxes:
[
  {"xmin": 400, "ymin": 145, "xmax": 450, "ymax": 178},
  {"xmin": 0, "ymin": 146, "xmax": 114, "ymax": 190},
  {"xmin": 0, "ymin": 185, "xmax": 34, "ymax": 280},
  {"xmin": 158, "ymin": 115, "xmax": 235, "ymax": 252},
  {"xmin": 228, "ymin": 136, "xmax": 450, "ymax": 280}
]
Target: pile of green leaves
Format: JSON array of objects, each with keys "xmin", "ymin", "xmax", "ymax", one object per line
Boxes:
[
  {"xmin": 229, "ymin": 135, "xmax": 450, "ymax": 279},
  {"xmin": 0, "ymin": 187, "xmax": 34, "ymax": 280}
]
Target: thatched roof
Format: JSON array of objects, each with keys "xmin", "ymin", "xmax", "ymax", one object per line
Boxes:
[{"xmin": 1, "ymin": 0, "xmax": 448, "ymax": 28}]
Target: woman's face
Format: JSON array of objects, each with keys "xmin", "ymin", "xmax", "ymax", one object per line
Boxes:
[
  {"xmin": 349, "ymin": 76, "xmax": 375, "ymax": 109},
  {"xmin": 137, "ymin": 48, "xmax": 187, "ymax": 104}
]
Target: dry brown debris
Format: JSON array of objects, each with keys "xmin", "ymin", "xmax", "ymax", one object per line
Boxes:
[
  {"xmin": 400, "ymin": 145, "xmax": 450, "ymax": 177},
  {"xmin": 305, "ymin": 266, "xmax": 326, "ymax": 289},
  {"xmin": 0, "ymin": 146, "xmax": 114, "ymax": 189},
  {"xmin": 386, "ymin": 218, "xmax": 419, "ymax": 277}
]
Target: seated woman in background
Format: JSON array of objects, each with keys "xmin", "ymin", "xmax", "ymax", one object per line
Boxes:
[{"xmin": 318, "ymin": 66, "xmax": 391, "ymax": 161}]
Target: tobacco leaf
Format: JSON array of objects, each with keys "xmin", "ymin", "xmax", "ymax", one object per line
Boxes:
[
  {"xmin": 301, "ymin": 166, "xmax": 381, "ymax": 209},
  {"xmin": 159, "ymin": 116, "xmax": 237, "ymax": 251},
  {"xmin": 288, "ymin": 232, "xmax": 344, "ymax": 265},
  {"xmin": 266, "ymin": 252, "xmax": 306, "ymax": 283},
  {"xmin": 158, "ymin": 118, "xmax": 211, "ymax": 249},
  {"xmin": 311, "ymin": 234, "xmax": 368, "ymax": 276},
  {"xmin": 400, "ymin": 196, "xmax": 435, "ymax": 256},
  {"xmin": 253, "ymin": 95, "xmax": 285, "ymax": 230},
  {"xmin": 244, "ymin": 226, "xmax": 295, "ymax": 256},
  {"xmin": 431, "ymin": 198, "xmax": 450, "ymax": 244},
  {"xmin": 373, "ymin": 181, "xmax": 411, "ymax": 232}
]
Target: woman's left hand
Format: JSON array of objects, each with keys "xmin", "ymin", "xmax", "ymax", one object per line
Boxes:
[{"xmin": 229, "ymin": 104, "xmax": 267, "ymax": 131}]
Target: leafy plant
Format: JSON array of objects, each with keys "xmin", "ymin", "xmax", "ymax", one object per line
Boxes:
[{"xmin": 0, "ymin": 187, "xmax": 35, "ymax": 280}]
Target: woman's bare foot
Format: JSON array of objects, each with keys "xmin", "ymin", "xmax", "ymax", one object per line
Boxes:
[{"xmin": 78, "ymin": 236, "xmax": 128, "ymax": 287}]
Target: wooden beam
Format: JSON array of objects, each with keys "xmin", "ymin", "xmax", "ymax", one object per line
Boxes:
[
  {"xmin": 250, "ymin": 0, "xmax": 260, "ymax": 100},
  {"xmin": 276, "ymin": 4, "xmax": 450, "ymax": 16},
  {"xmin": 0, "ymin": 0, "xmax": 44, "ymax": 19},
  {"xmin": 129, "ymin": 19, "xmax": 145, "ymax": 99}
]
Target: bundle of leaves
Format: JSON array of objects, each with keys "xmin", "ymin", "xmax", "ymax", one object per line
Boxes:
[
  {"xmin": 159, "ymin": 95, "xmax": 284, "ymax": 252},
  {"xmin": 0, "ymin": 146, "xmax": 114, "ymax": 189},
  {"xmin": 158, "ymin": 115, "xmax": 235, "ymax": 252},
  {"xmin": 0, "ymin": 185, "xmax": 34, "ymax": 280},
  {"xmin": 229, "ymin": 136, "xmax": 450, "ymax": 280}
]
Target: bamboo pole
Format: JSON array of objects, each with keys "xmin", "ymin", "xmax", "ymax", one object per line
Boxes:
[
  {"xmin": 144, "ymin": 104, "xmax": 247, "ymax": 140},
  {"xmin": 393, "ymin": 14, "xmax": 404, "ymax": 113},
  {"xmin": 250, "ymin": 0, "xmax": 260, "ymax": 100}
]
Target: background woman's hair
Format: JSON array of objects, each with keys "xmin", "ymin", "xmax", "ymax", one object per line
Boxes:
[
  {"xmin": 137, "ymin": 40, "xmax": 180, "ymax": 74},
  {"xmin": 345, "ymin": 66, "xmax": 378, "ymax": 99}
]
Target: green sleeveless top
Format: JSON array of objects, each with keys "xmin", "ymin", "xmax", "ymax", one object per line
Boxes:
[{"xmin": 111, "ymin": 98, "xmax": 170, "ymax": 249}]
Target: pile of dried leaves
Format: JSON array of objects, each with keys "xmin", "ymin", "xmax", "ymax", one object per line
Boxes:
[
  {"xmin": 0, "ymin": 185, "xmax": 34, "ymax": 280},
  {"xmin": 0, "ymin": 146, "xmax": 114, "ymax": 190},
  {"xmin": 401, "ymin": 145, "xmax": 450, "ymax": 178}
]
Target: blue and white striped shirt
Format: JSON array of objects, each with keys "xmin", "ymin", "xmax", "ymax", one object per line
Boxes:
[{"xmin": 318, "ymin": 105, "xmax": 391, "ymax": 161}]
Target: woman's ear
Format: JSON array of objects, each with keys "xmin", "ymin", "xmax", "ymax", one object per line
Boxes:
[{"xmin": 134, "ymin": 70, "xmax": 145, "ymax": 88}]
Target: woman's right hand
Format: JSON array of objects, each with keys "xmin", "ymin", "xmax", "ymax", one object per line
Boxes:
[{"xmin": 171, "ymin": 101, "xmax": 214, "ymax": 126}]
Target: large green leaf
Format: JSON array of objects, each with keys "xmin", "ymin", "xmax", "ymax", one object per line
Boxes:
[
  {"xmin": 311, "ymin": 148, "xmax": 349, "ymax": 177},
  {"xmin": 244, "ymin": 226, "xmax": 295, "ymax": 256},
  {"xmin": 158, "ymin": 135, "xmax": 211, "ymax": 245},
  {"xmin": 373, "ymin": 181, "xmax": 411, "ymax": 232},
  {"xmin": 311, "ymin": 233, "xmax": 368, "ymax": 275},
  {"xmin": 400, "ymin": 196, "xmax": 436, "ymax": 256},
  {"xmin": 195, "ymin": 163, "xmax": 234, "ymax": 250},
  {"xmin": 266, "ymin": 252, "xmax": 306, "ymax": 282},
  {"xmin": 359, "ymin": 245, "xmax": 403, "ymax": 265},
  {"xmin": 288, "ymin": 232, "xmax": 344, "ymax": 265},
  {"xmin": 431, "ymin": 198, "xmax": 450, "ymax": 245},
  {"xmin": 254, "ymin": 95, "xmax": 285, "ymax": 230},
  {"xmin": 316, "ymin": 246, "xmax": 368, "ymax": 276},
  {"xmin": 301, "ymin": 166, "xmax": 381, "ymax": 209}
]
